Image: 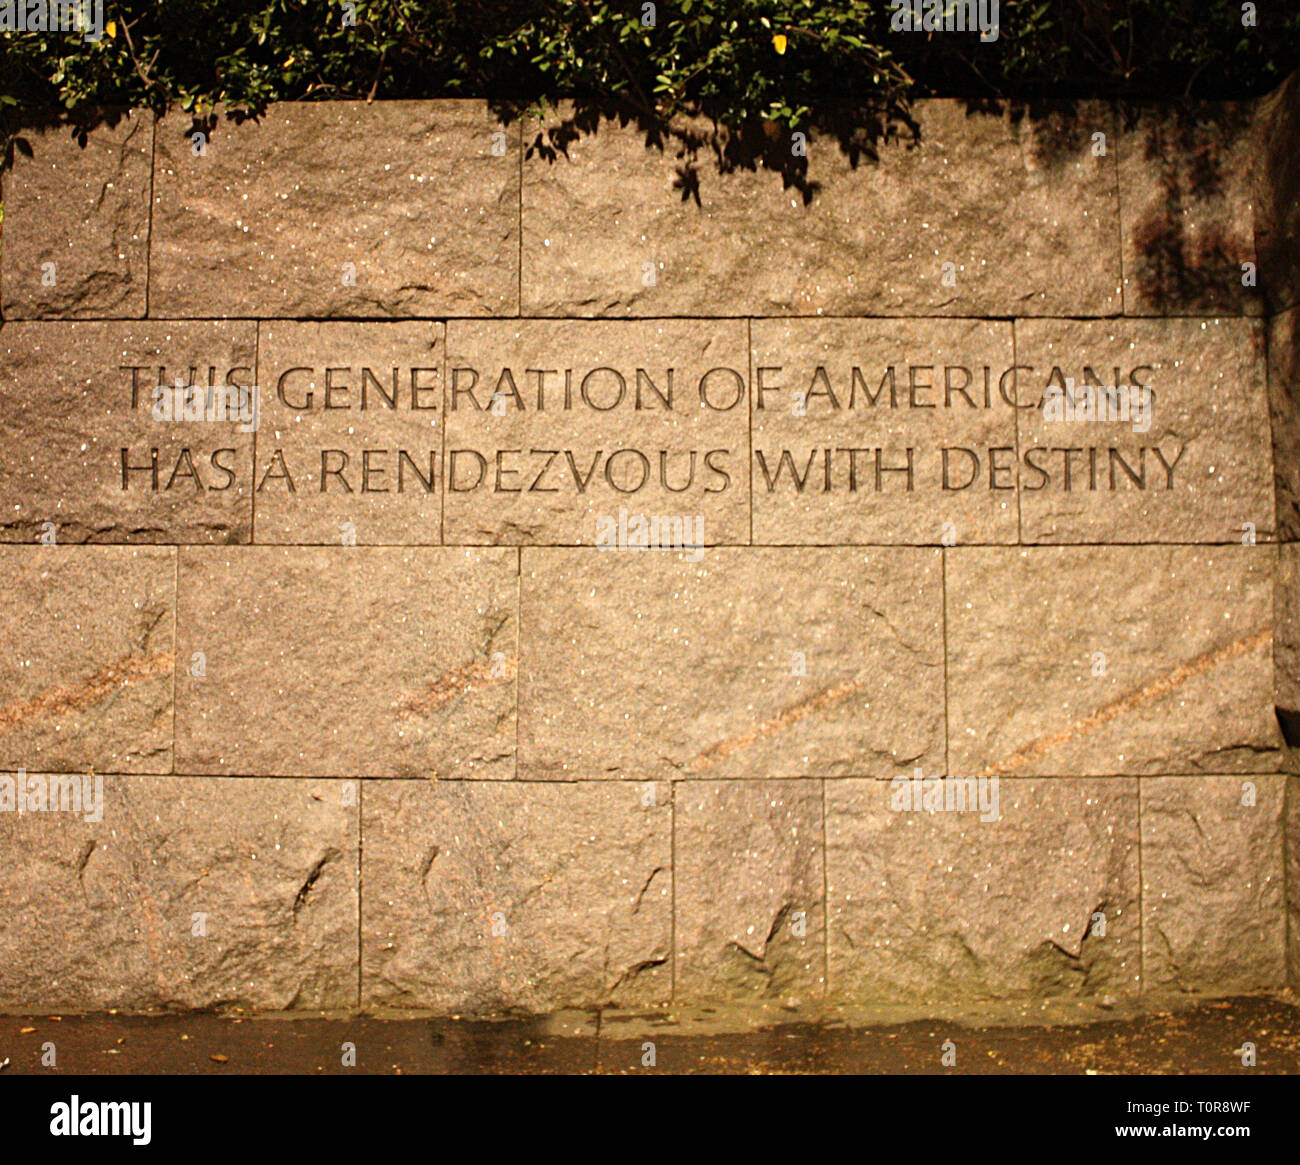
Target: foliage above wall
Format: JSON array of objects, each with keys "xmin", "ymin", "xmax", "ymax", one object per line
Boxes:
[{"xmin": 1, "ymin": 0, "xmax": 1297, "ymax": 133}]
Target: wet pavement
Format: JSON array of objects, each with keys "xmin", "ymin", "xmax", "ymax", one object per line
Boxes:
[{"xmin": 1, "ymin": 994, "xmax": 1297, "ymax": 1074}]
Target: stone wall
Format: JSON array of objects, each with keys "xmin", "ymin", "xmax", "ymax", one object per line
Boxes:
[{"xmin": 0, "ymin": 82, "xmax": 1297, "ymax": 1015}]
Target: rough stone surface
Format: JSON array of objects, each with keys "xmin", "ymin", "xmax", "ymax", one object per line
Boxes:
[
  {"xmin": 947, "ymin": 546, "xmax": 1282, "ymax": 777},
  {"xmin": 1289, "ymin": 777, "xmax": 1300, "ymax": 990},
  {"xmin": 826, "ymin": 778, "xmax": 1140, "ymax": 1001},
  {"xmin": 175, "ymin": 547, "xmax": 516, "ymax": 777},
  {"xmin": 751, "ymin": 318, "xmax": 1017, "ymax": 544},
  {"xmin": 0, "ymin": 322, "xmax": 257, "ymax": 543},
  {"xmin": 1117, "ymin": 103, "xmax": 1262, "ymax": 316},
  {"xmin": 1015, "ymin": 317, "xmax": 1273, "ymax": 544},
  {"xmin": 674, "ymin": 780, "xmax": 823, "ymax": 1001},
  {"xmin": 253, "ymin": 321, "xmax": 444, "ymax": 544},
  {"xmin": 0, "ymin": 776, "xmax": 357, "ymax": 1011},
  {"xmin": 0, "ymin": 90, "xmax": 1294, "ymax": 1015},
  {"xmin": 1252, "ymin": 74, "xmax": 1300, "ymax": 316},
  {"xmin": 1276, "ymin": 543, "xmax": 1300, "ymax": 725},
  {"xmin": 523, "ymin": 101, "xmax": 1122, "ymax": 317},
  {"xmin": 518, "ymin": 548, "xmax": 945, "ymax": 779},
  {"xmin": 1139, "ymin": 775, "xmax": 1286, "ymax": 992},
  {"xmin": 362, "ymin": 780, "xmax": 671, "ymax": 1013},
  {"xmin": 1269, "ymin": 306, "xmax": 1300, "ymax": 541},
  {"xmin": 0, "ymin": 112, "xmax": 152, "ymax": 319},
  {"xmin": 443, "ymin": 319, "xmax": 749, "ymax": 545},
  {"xmin": 150, "ymin": 102, "xmax": 518, "ymax": 318},
  {"xmin": 0, "ymin": 547, "xmax": 173, "ymax": 774}
]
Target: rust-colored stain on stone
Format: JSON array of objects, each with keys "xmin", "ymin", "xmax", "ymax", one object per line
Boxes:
[
  {"xmin": 394, "ymin": 655, "xmax": 518, "ymax": 719},
  {"xmin": 0, "ymin": 651, "xmax": 174, "ymax": 735},
  {"xmin": 981, "ymin": 627, "xmax": 1272, "ymax": 777},
  {"xmin": 685, "ymin": 670, "xmax": 872, "ymax": 774}
]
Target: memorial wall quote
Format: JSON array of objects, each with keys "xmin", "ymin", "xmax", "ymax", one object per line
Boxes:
[{"xmin": 0, "ymin": 318, "xmax": 1270, "ymax": 546}]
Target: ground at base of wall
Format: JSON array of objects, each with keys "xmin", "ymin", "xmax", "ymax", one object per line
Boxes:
[{"xmin": 2, "ymin": 993, "xmax": 1296, "ymax": 1074}]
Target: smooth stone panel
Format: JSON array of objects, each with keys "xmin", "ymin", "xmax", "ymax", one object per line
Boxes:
[
  {"xmin": 826, "ymin": 778, "xmax": 1140, "ymax": 1001},
  {"xmin": 519, "ymin": 548, "xmax": 945, "ymax": 779},
  {"xmin": 0, "ymin": 776, "xmax": 357, "ymax": 1011},
  {"xmin": 151, "ymin": 102, "xmax": 519, "ymax": 317},
  {"xmin": 1117, "ymin": 103, "xmax": 1262, "ymax": 316},
  {"xmin": 0, "ymin": 321, "xmax": 256, "ymax": 543},
  {"xmin": 0, "ymin": 546, "xmax": 173, "ymax": 774},
  {"xmin": 443, "ymin": 319, "xmax": 749, "ymax": 544},
  {"xmin": 362, "ymin": 780, "xmax": 671, "ymax": 1013},
  {"xmin": 0, "ymin": 112, "xmax": 152, "ymax": 319},
  {"xmin": 751, "ymin": 318, "xmax": 1017, "ymax": 544},
  {"xmin": 1015, "ymin": 317, "xmax": 1273, "ymax": 544},
  {"xmin": 674, "ymin": 780, "xmax": 824, "ymax": 1001},
  {"xmin": 175, "ymin": 547, "xmax": 516, "ymax": 777},
  {"xmin": 1140, "ymin": 775, "xmax": 1286, "ymax": 991},
  {"xmin": 254, "ymin": 321, "xmax": 444, "ymax": 544},
  {"xmin": 523, "ymin": 101, "xmax": 1122, "ymax": 317},
  {"xmin": 947, "ymin": 546, "xmax": 1282, "ymax": 777}
]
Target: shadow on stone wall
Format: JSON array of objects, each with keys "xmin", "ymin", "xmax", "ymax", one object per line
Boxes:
[
  {"xmin": 3, "ymin": 94, "xmax": 1105, "ymax": 209},
  {"xmin": 1120, "ymin": 101, "xmax": 1259, "ymax": 315},
  {"xmin": 1257, "ymin": 75, "xmax": 1300, "ymax": 317},
  {"xmin": 2, "ymin": 109, "xmax": 107, "ymax": 172},
  {"xmin": 502, "ymin": 95, "xmax": 1120, "ymax": 207},
  {"xmin": 1254, "ymin": 73, "xmax": 1300, "ymax": 996},
  {"xmin": 504, "ymin": 97, "xmax": 920, "ymax": 207}
]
